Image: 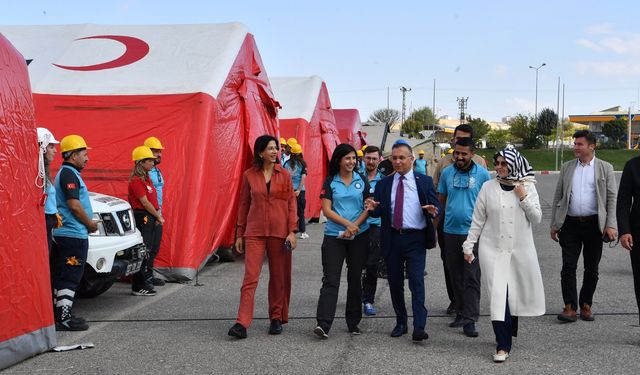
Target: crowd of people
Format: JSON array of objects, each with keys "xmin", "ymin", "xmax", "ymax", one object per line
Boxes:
[
  {"xmin": 38, "ymin": 128, "xmax": 167, "ymax": 331},
  {"xmin": 227, "ymin": 124, "xmax": 640, "ymax": 364},
  {"xmin": 39, "ymin": 124, "xmax": 640, "ymax": 363}
]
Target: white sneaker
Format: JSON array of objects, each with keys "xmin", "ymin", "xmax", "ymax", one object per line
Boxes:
[
  {"xmin": 299, "ymin": 232, "xmax": 309, "ymax": 239},
  {"xmin": 493, "ymin": 351, "xmax": 509, "ymax": 362}
]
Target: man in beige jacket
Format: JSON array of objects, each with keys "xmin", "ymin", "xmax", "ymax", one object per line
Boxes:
[{"xmin": 551, "ymin": 130, "xmax": 617, "ymax": 322}]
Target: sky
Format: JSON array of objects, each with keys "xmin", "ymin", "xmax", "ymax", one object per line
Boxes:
[{"xmin": 1, "ymin": 0, "xmax": 639, "ymax": 122}]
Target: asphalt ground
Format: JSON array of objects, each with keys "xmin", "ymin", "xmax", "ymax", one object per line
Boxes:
[{"xmin": 4, "ymin": 174, "xmax": 640, "ymax": 375}]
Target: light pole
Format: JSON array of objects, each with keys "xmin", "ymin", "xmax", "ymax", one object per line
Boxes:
[{"xmin": 529, "ymin": 63, "xmax": 546, "ymax": 117}]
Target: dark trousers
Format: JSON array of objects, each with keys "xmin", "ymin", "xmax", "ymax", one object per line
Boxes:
[
  {"xmin": 45, "ymin": 214, "xmax": 57, "ymax": 254},
  {"xmin": 444, "ymin": 233, "xmax": 481, "ymax": 322},
  {"xmin": 133, "ymin": 210, "xmax": 162, "ymax": 290},
  {"xmin": 316, "ymin": 230, "xmax": 369, "ymax": 332},
  {"xmin": 386, "ymin": 230, "xmax": 428, "ymax": 331},
  {"xmin": 437, "ymin": 216, "xmax": 456, "ymax": 305},
  {"xmin": 362, "ymin": 225, "xmax": 381, "ymax": 304},
  {"xmin": 296, "ymin": 191, "xmax": 306, "ymax": 233},
  {"xmin": 629, "ymin": 230, "xmax": 640, "ymax": 324},
  {"xmin": 559, "ymin": 217, "xmax": 603, "ymax": 310},
  {"xmin": 492, "ymin": 292, "xmax": 519, "ymax": 352},
  {"xmin": 51, "ymin": 236, "xmax": 89, "ymax": 320}
]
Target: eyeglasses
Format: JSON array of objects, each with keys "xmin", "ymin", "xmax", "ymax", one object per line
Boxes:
[{"xmin": 494, "ymin": 161, "xmax": 508, "ymax": 167}]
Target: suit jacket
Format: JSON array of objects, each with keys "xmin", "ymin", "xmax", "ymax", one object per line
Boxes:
[
  {"xmin": 551, "ymin": 157, "xmax": 617, "ymax": 233},
  {"xmin": 617, "ymin": 156, "xmax": 640, "ymax": 236},
  {"xmin": 370, "ymin": 172, "xmax": 441, "ymax": 257}
]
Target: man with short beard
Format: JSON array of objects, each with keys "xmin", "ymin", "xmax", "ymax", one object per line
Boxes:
[
  {"xmin": 435, "ymin": 137, "xmax": 491, "ymax": 338},
  {"xmin": 144, "ymin": 136, "xmax": 167, "ymax": 287}
]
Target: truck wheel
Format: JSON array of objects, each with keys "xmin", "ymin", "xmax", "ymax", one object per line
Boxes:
[{"xmin": 76, "ymin": 267, "xmax": 116, "ymax": 298}]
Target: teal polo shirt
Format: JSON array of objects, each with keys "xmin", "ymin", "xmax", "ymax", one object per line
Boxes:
[
  {"xmin": 320, "ymin": 172, "xmax": 371, "ymax": 237},
  {"xmin": 438, "ymin": 162, "xmax": 491, "ymax": 235},
  {"xmin": 365, "ymin": 171, "xmax": 384, "ymax": 227}
]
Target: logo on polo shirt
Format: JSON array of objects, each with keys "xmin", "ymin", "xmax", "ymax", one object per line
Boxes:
[{"xmin": 355, "ymin": 182, "xmax": 362, "ymax": 190}]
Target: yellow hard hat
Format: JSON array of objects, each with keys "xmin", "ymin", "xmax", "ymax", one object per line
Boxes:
[
  {"xmin": 286, "ymin": 137, "xmax": 298, "ymax": 147},
  {"xmin": 60, "ymin": 135, "xmax": 90, "ymax": 153},
  {"xmin": 361, "ymin": 145, "xmax": 367, "ymax": 151},
  {"xmin": 356, "ymin": 149, "xmax": 363, "ymax": 157},
  {"xmin": 447, "ymin": 148, "xmax": 454, "ymax": 154},
  {"xmin": 132, "ymin": 146, "xmax": 155, "ymax": 161},
  {"xmin": 280, "ymin": 137, "xmax": 287, "ymax": 145},
  {"xmin": 144, "ymin": 136, "xmax": 165, "ymax": 150},
  {"xmin": 291, "ymin": 144, "xmax": 302, "ymax": 154},
  {"xmin": 418, "ymin": 149, "xmax": 425, "ymax": 155}
]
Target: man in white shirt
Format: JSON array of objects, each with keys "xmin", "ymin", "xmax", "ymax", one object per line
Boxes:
[{"xmin": 551, "ymin": 130, "xmax": 618, "ymax": 322}]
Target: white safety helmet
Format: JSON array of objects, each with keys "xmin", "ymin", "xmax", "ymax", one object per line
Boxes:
[{"xmin": 37, "ymin": 127, "xmax": 60, "ymax": 148}]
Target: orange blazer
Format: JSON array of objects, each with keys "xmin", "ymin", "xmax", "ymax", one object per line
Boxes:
[{"xmin": 236, "ymin": 164, "xmax": 298, "ymax": 238}]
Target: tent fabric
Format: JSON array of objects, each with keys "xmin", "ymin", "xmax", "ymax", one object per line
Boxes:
[
  {"xmin": 270, "ymin": 77, "xmax": 340, "ymax": 218},
  {"xmin": 333, "ymin": 108, "xmax": 367, "ymax": 150},
  {"xmin": 0, "ymin": 33, "xmax": 55, "ymax": 370},
  {"xmin": 1, "ymin": 24, "xmax": 279, "ymax": 280}
]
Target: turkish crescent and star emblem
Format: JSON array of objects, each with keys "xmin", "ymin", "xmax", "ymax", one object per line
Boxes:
[{"xmin": 52, "ymin": 35, "xmax": 150, "ymax": 71}]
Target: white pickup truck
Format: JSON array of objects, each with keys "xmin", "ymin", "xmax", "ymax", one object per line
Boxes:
[{"xmin": 75, "ymin": 192, "xmax": 146, "ymax": 298}]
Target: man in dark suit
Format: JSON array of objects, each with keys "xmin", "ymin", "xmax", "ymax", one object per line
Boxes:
[{"xmin": 367, "ymin": 140, "xmax": 440, "ymax": 341}]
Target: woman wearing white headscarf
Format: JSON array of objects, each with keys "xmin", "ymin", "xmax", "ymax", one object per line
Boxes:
[{"xmin": 462, "ymin": 146, "xmax": 545, "ymax": 362}]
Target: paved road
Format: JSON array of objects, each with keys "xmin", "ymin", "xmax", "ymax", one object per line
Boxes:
[{"xmin": 4, "ymin": 174, "xmax": 639, "ymax": 374}]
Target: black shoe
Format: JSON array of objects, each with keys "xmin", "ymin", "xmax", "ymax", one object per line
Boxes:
[
  {"xmin": 56, "ymin": 319, "xmax": 89, "ymax": 331},
  {"xmin": 269, "ymin": 320, "xmax": 283, "ymax": 335},
  {"xmin": 446, "ymin": 302, "xmax": 456, "ymax": 315},
  {"xmin": 228, "ymin": 323, "xmax": 247, "ymax": 339},
  {"xmin": 449, "ymin": 314, "xmax": 465, "ymax": 328},
  {"xmin": 412, "ymin": 330, "xmax": 429, "ymax": 341},
  {"xmin": 463, "ymin": 322, "xmax": 479, "ymax": 338},
  {"xmin": 152, "ymin": 278, "xmax": 166, "ymax": 286},
  {"xmin": 313, "ymin": 325, "xmax": 329, "ymax": 339},
  {"xmin": 70, "ymin": 314, "xmax": 87, "ymax": 324},
  {"xmin": 131, "ymin": 287, "xmax": 157, "ymax": 296},
  {"xmin": 349, "ymin": 326, "xmax": 362, "ymax": 336},
  {"xmin": 390, "ymin": 324, "xmax": 408, "ymax": 337}
]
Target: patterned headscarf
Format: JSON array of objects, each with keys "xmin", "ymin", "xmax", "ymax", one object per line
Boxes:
[{"xmin": 495, "ymin": 145, "xmax": 536, "ymax": 185}]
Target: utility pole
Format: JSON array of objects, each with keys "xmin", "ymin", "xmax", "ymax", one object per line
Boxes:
[
  {"xmin": 432, "ymin": 79, "xmax": 436, "ymax": 134},
  {"xmin": 380, "ymin": 86, "xmax": 391, "ymax": 151},
  {"xmin": 555, "ymin": 77, "xmax": 561, "ymax": 170},
  {"xmin": 400, "ymin": 86, "xmax": 411, "ymax": 136},
  {"xmin": 628, "ymin": 105, "xmax": 632, "ymax": 150},
  {"xmin": 457, "ymin": 97, "xmax": 468, "ymax": 124}
]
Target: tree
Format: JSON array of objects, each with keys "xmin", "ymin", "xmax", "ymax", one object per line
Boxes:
[
  {"xmin": 508, "ymin": 114, "xmax": 540, "ymax": 148},
  {"xmin": 537, "ymin": 108, "xmax": 558, "ymax": 148},
  {"xmin": 602, "ymin": 117, "xmax": 627, "ymax": 148},
  {"xmin": 401, "ymin": 118, "xmax": 424, "ymax": 138},
  {"xmin": 407, "ymin": 106, "xmax": 438, "ymax": 130},
  {"xmin": 550, "ymin": 120, "xmax": 574, "ymax": 147},
  {"xmin": 467, "ymin": 117, "xmax": 491, "ymax": 141},
  {"xmin": 369, "ymin": 108, "xmax": 400, "ymax": 132},
  {"xmin": 486, "ymin": 129, "xmax": 511, "ymax": 149}
]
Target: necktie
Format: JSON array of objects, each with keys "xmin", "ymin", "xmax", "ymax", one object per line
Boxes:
[{"xmin": 393, "ymin": 175, "xmax": 404, "ymax": 229}]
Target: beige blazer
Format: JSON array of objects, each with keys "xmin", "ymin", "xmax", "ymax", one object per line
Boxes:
[{"xmin": 550, "ymin": 157, "xmax": 617, "ymax": 233}]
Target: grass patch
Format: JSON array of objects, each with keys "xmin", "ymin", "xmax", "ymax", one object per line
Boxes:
[{"xmin": 475, "ymin": 148, "xmax": 639, "ymax": 171}]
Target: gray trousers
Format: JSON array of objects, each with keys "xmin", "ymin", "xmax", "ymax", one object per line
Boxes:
[{"xmin": 444, "ymin": 233, "xmax": 481, "ymax": 322}]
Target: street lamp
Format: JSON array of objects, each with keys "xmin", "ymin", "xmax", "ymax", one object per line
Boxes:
[{"xmin": 529, "ymin": 63, "xmax": 546, "ymax": 117}]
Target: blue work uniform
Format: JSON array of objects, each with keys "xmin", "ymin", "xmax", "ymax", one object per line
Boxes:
[
  {"xmin": 284, "ymin": 159, "xmax": 306, "ymax": 191},
  {"xmin": 414, "ymin": 158, "xmax": 427, "ymax": 175},
  {"xmin": 51, "ymin": 162, "xmax": 94, "ymax": 323},
  {"xmin": 149, "ymin": 166, "xmax": 164, "ymax": 209},
  {"xmin": 320, "ymin": 172, "xmax": 371, "ymax": 237},
  {"xmin": 366, "ymin": 171, "xmax": 384, "ymax": 227},
  {"xmin": 437, "ymin": 162, "xmax": 491, "ymax": 235}
]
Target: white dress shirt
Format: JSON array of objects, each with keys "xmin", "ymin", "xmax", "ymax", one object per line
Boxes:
[
  {"xmin": 390, "ymin": 170, "xmax": 427, "ymax": 229},
  {"xmin": 568, "ymin": 158, "xmax": 598, "ymax": 216}
]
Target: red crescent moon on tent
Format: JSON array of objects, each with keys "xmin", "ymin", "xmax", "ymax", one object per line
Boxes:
[{"xmin": 53, "ymin": 35, "xmax": 150, "ymax": 71}]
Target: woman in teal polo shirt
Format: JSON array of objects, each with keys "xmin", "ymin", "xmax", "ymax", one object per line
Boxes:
[{"xmin": 314, "ymin": 144, "xmax": 371, "ymax": 338}]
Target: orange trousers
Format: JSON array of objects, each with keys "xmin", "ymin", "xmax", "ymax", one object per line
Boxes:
[{"xmin": 236, "ymin": 236, "xmax": 292, "ymax": 328}]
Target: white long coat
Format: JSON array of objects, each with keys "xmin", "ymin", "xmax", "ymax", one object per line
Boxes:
[{"xmin": 462, "ymin": 179, "xmax": 545, "ymax": 321}]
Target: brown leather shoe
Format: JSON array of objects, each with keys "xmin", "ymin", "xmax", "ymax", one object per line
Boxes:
[
  {"xmin": 557, "ymin": 304, "xmax": 578, "ymax": 322},
  {"xmin": 580, "ymin": 303, "xmax": 595, "ymax": 321}
]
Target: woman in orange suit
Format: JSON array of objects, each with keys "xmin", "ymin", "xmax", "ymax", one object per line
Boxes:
[{"xmin": 228, "ymin": 135, "xmax": 298, "ymax": 339}]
